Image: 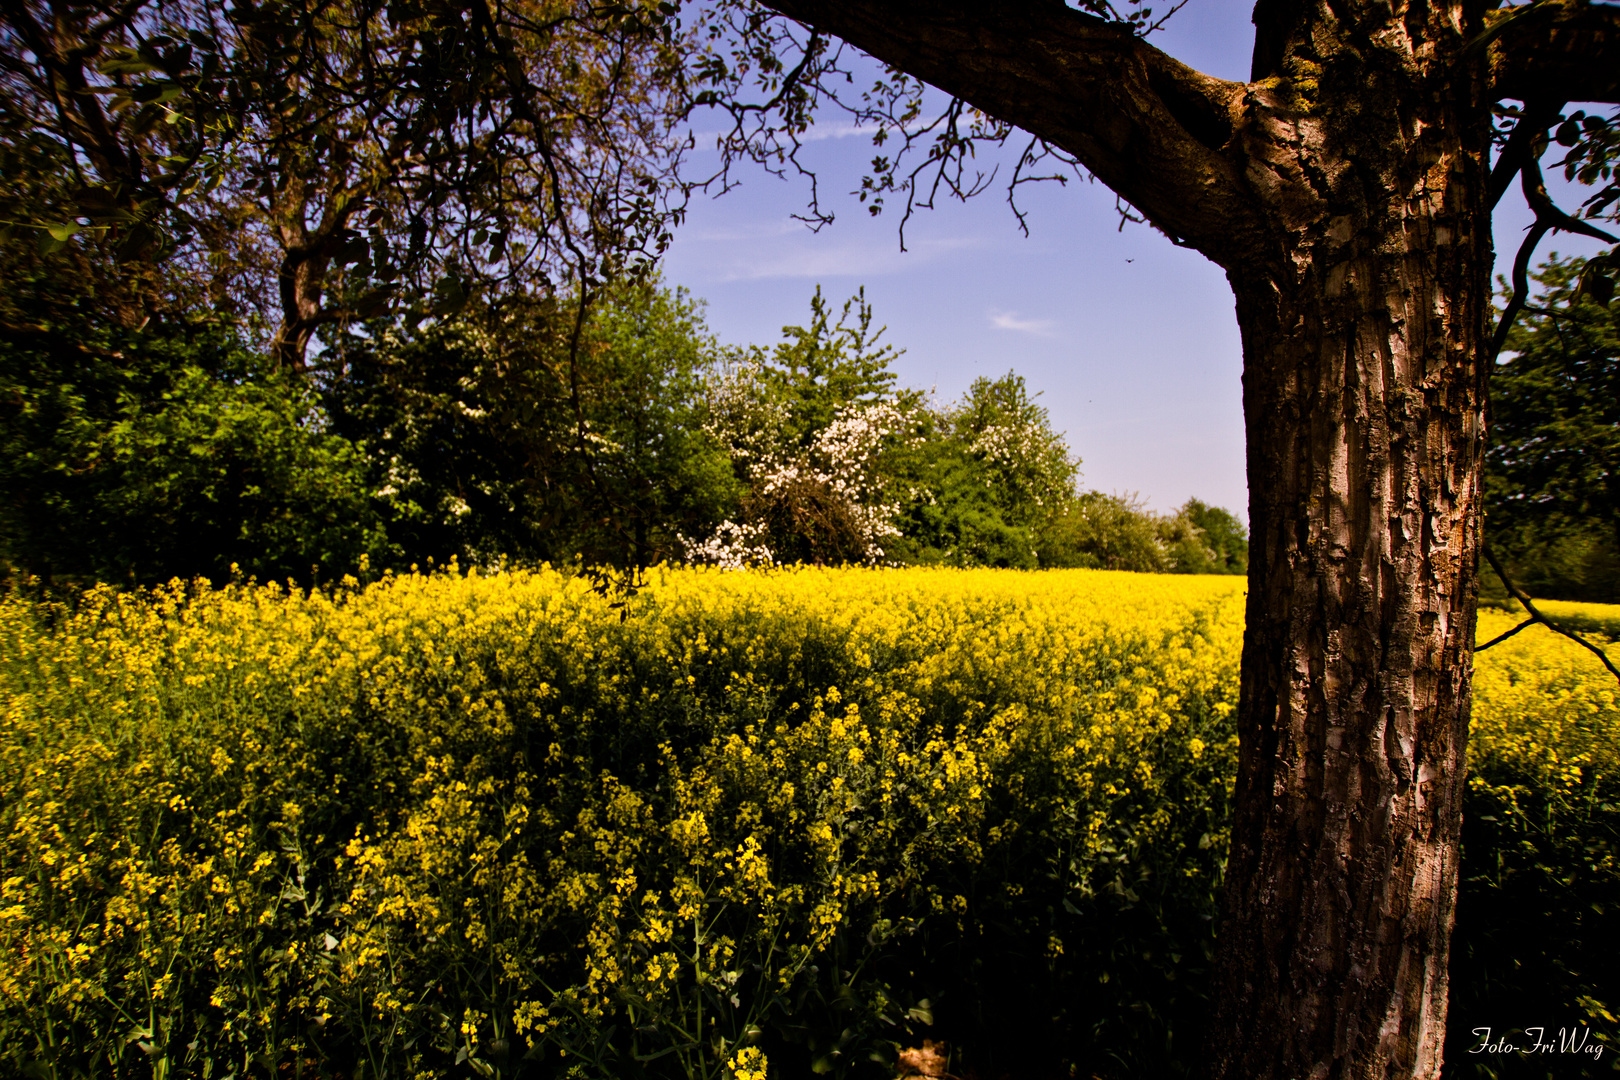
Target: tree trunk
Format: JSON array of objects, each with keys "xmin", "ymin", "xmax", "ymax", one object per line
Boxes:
[
  {"xmin": 1203, "ymin": 71, "xmax": 1492, "ymax": 1080},
  {"xmin": 270, "ymin": 242, "xmax": 330, "ymax": 372}
]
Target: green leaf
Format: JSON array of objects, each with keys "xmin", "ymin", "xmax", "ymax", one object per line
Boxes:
[{"xmin": 98, "ymin": 54, "xmax": 160, "ymax": 76}]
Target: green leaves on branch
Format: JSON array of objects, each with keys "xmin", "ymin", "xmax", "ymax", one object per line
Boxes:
[
  {"xmin": 3, "ymin": 0, "xmax": 698, "ymax": 365},
  {"xmin": 1488, "ymin": 255, "xmax": 1620, "ymax": 603}
]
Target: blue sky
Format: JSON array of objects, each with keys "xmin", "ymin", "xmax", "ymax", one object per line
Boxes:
[{"xmin": 661, "ymin": 2, "xmax": 1612, "ymax": 521}]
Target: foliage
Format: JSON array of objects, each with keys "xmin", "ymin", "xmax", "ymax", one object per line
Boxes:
[
  {"xmin": 2, "ymin": 570, "xmax": 1616, "ymax": 1079},
  {"xmin": 1039, "ymin": 493, "xmax": 1247, "ymax": 576},
  {"xmin": 882, "ymin": 410, "xmax": 1033, "ymax": 569},
  {"xmin": 1488, "ymin": 256, "xmax": 1620, "ymax": 604},
  {"xmin": 756, "ymin": 288, "xmax": 903, "ymax": 452},
  {"xmin": 323, "ymin": 280, "xmax": 738, "ymax": 573},
  {"xmin": 1175, "ymin": 500, "xmax": 1248, "ymax": 576},
  {"xmin": 1551, "ymin": 107, "xmax": 1620, "ymax": 231},
  {"xmin": 886, "ymin": 373, "xmax": 1078, "ymax": 569},
  {"xmin": 1, "ymin": 0, "xmax": 695, "ymax": 364},
  {"xmin": 0, "ymin": 256, "xmax": 737, "ymax": 585},
  {"xmin": 1041, "ymin": 491, "xmax": 1166, "ymax": 572},
  {"xmin": 578, "ymin": 283, "xmax": 746, "ymax": 568},
  {"xmin": 2, "ymin": 247, "xmax": 1238, "ymax": 584},
  {"xmin": 0, "ymin": 280, "xmax": 383, "ymax": 587}
]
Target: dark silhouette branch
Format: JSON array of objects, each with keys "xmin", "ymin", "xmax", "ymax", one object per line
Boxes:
[
  {"xmin": 752, "ymin": 0, "xmax": 1265, "ymax": 266},
  {"xmin": 1479, "ymin": 546, "xmax": 1620, "ymax": 683},
  {"xmin": 1489, "ymin": 213, "xmax": 1552, "ymax": 364},
  {"xmin": 1487, "ymin": 98, "xmax": 1563, "ymax": 210},
  {"xmin": 1487, "ymin": 125, "xmax": 1617, "ymax": 368}
]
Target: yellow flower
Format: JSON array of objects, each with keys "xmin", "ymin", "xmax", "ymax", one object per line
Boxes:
[{"xmin": 729, "ymin": 1046, "xmax": 768, "ymax": 1080}]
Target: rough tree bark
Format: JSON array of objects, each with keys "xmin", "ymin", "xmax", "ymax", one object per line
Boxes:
[{"xmin": 751, "ymin": 2, "xmax": 1620, "ymax": 1077}]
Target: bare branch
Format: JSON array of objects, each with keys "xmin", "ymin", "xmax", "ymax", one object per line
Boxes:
[
  {"xmin": 749, "ymin": 0, "xmax": 1265, "ymax": 266},
  {"xmin": 1478, "ymin": 547, "xmax": 1620, "ymax": 684}
]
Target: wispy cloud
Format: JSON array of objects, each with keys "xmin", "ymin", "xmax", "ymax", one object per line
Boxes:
[
  {"xmin": 989, "ymin": 309, "xmax": 1057, "ymax": 337},
  {"xmin": 674, "ymin": 219, "xmax": 805, "ymax": 245},
  {"xmin": 670, "ymin": 227, "xmax": 984, "ymax": 282}
]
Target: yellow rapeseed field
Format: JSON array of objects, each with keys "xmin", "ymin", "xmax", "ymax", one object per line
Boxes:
[
  {"xmin": 1472, "ymin": 606, "xmax": 1620, "ymax": 797},
  {"xmin": 0, "ymin": 567, "xmax": 1614, "ymax": 1078}
]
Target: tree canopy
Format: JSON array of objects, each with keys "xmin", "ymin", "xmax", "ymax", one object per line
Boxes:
[
  {"xmin": 1488, "ymin": 254, "xmax": 1620, "ymax": 602},
  {"xmin": 2, "ymin": 0, "xmax": 696, "ymax": 365}
]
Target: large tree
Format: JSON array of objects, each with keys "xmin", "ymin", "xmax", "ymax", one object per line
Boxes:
[
  {"xmin": 691, "ymin": 2, "xmax": 1620, "ymax": 1077},
  {"xmin": 1, "ymin": 0, "xmax": 693, "ymax": 367}
]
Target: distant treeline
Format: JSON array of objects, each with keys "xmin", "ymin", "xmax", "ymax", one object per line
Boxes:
[{"xmin": 2, "ymin": 258, "xmax": 1246, "ymax": 587}]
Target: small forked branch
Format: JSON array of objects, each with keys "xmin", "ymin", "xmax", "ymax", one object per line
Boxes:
[{"xmin": 1478, "ymin": 546, "xmax": 1620, "ymax": 683}]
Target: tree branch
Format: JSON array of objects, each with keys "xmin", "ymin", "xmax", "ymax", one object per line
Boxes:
[
  {"xmin": 1521, "ymin": 147, "xmax": 1620, "ymax": 248},
  {"xmin": 1489, "ymin": 212, "xmax": 1551, "ymax": 366},
  {"xmin": 1487, "ymin": 98, "xmax": 1562, "ymax": 210},
  {"xmin": 1492, "ymin": 1, "xmax": 1620, "ymax": 105},
  {"xmin": 1478, "ymin": 546, "xmax": 1620, "ymax": 683},
  {"xmin": 750, "ymin": 0, "xmax": 1268, "ymax": 264}
]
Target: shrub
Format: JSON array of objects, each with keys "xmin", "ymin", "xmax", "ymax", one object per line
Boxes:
[{"xmin": 0, "ymin": 320, "xmax": 383, "ymax": 588}]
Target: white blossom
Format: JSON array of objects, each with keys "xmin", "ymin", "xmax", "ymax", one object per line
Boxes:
[{"xmin": 679, "ymin": 520, "xmax": 774, "ymax": 570}]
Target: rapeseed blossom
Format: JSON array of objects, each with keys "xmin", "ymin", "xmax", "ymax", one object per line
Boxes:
[{"xmin": 0, "ymin": 568, "xmax": 1611, "ymax": 1077}]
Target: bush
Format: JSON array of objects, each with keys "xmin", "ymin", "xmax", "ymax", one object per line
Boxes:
[{"xmin": 0, "ymin": 318, "xmax": 384, "ymax": 587}]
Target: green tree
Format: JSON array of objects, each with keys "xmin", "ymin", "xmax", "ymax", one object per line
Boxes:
[
  {"xmin": 0, "ymin": 262, "xmax": 382, "ymax": 586},
  {"xmin": 758, "ymin": 285, "xmax": 903, "ymax": 448},
  {"xmin": 884, "ymin": 405, "xmax": 1032, "ymax": 568},
  {"xmin": 949, "ymin": 373, "xmax": 1078, "ymax": 535},
  {"xmin": 323, "ymin": 279, "xmax": 737, "ymax": 572},
  {"xmin": 1038, "ymin": 494, "xmax": 1247, "ymax": 575},
  {"xmin": 887, "ymin": 372, "xmax": 1079, "ymax": 569},
  {"xmin": 575, "ymin": 282, "xmax": 743, "ymax": 568},
  {"xmin": 1037, "ymin": 490, "xmax": 1160, "ymax": 572},
  {"xmin": 1176, "ymin": 499, "xmax": 1249, "ymax": 576},
  {"xmin": 1487, "ymin": 255, "xmax": 1620, "ymax": 603}
]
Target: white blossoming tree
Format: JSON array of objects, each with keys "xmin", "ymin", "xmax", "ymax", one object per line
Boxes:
[{"xmin": 687, "ymin": 294, "xmax": 917, "ymax": 566}]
